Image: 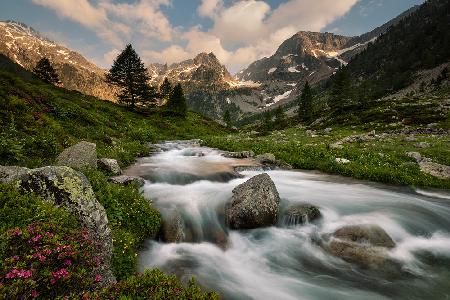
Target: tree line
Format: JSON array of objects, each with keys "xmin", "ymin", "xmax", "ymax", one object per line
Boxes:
[{"xmin": 31, "ymin": 44, "xmax": 187, "ymax": 118}]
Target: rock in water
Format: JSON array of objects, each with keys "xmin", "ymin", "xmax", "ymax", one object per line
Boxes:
[
  {"xmin": 282, "ymin": 204, "xmax": 321, "ymax": 226},
  {"xmin": 322, "ymin": 224, "xmax": 400, "ymax": 273},
  {"xmin": 226, "ymin": 173, "xmax": 280, "ymax": 229},
  {"xmin": 98, "ymin": 158, "xmax": 122, "ymax": 175},
  {"xmin": 161, "ymin": 209, "xmax": 185, "ymax": 243},
  {"xmin": 56, "ymin": 141, "xmax": 97, "ymax": 170},
  {"xmin": 11, "ymin": 166, "xmax": 115, "ymax": 285},
  {"xmin": 333, "ymin": 224, "xmax": 395, "ymax": 248}
]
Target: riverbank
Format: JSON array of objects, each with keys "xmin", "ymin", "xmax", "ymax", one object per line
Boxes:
[{"xmin": 204, "ymin": 126, "xmax": 450, "ymax": 189}]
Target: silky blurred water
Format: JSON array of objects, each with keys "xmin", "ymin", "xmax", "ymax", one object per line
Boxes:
[{"xmin": 136, "ymin": 141, "xmax": 450, "ymax": 300}]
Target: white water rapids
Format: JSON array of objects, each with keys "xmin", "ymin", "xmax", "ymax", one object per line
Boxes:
[{"xmin": 134, "ymin": 141, "xmax": 450, "ymax": 300}]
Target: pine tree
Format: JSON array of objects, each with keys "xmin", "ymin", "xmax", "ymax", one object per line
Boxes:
[
  {"xmin": 262, "ymin": 111, "xmax": 273, "ymax": 133},
  {"xmin": 166, "ymin": 83, "xmax": 187, "ymax": 118},
  {"xmin": 223, "ymin": 110, "xmax": 232, "ymax": 127},
  {"xmin": 274, "ymin": 106, "xmax": 287, "ymax": 129},
  {"xmin": 33, "ymin": 58, "xmax": 60, "ymax": 85},
  {"xmin": 106, "ymin": 44, "xmax": 156, "ymax": 109},
  {"xmin": 159, "ymin": 77, "xmax": 172, "ymax": 101},
  {"xmin": 298, "ymin": 81, "xmax": 313, "ymax": 122},
  {"xmin": 330, "ymin": 67, "xmax": 353, "ymax": 110}
]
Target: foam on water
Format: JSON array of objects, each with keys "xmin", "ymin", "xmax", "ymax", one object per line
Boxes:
[{"xmin": 135, "ymin": 141, "xmax": 450, "ymax": 300}]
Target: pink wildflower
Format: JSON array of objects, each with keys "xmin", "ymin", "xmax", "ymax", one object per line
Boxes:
[
  {"xmin": 31, "ymin": 290, "xmax": 39, "ymax": 298},
  {"xmin": 32, "ymin": 252, "xmax": 46, "ymax": 262},
  {"xmin": 64, "ymin": 259, "xmax": 72, "ymax": 266},
  {"xmin": 5, "ymin": 268, "xmax": 32, "ymax": 279},
  {"xmin": 95, "ymin": 274, "xmax": 103, "ymax": 282},
  {"xmin": 10, "ymin": 228, "xmax": 22, "ymax": 237}
]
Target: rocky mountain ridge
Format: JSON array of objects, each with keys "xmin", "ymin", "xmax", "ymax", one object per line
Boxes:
[{"xmin": 0, "ymin": 20, "xmax": 115, "ymax": 101}]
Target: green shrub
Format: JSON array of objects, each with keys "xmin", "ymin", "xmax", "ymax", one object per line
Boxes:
[
  {"xmin": 84, "ymin": 170, "xmax": 161, "ymax": 279},
  {"xmin": 92, "ymin": 269, "xmax": 218, "ymax": 300},
  {"xmin": 0, "ymin": 184, "xmax": 76, "ymax": 234}
]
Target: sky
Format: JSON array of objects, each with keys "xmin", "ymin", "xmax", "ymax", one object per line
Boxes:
[{"xmin": 0, "ymin": 0, "xmax": 425, "ymax": 73}]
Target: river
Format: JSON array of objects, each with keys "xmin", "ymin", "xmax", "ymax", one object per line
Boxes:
[{"xmin": 132, "ymin": 140, "xmax": 450, "ymax": 300}]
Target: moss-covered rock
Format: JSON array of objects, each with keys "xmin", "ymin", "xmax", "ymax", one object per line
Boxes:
[
  {"xmin": 56, "ymin": 141, "xmax": 97, "ymax": 170},
  {"xmin": 6, "ymin": 166, "xmax": 115, "ymax": 285}
]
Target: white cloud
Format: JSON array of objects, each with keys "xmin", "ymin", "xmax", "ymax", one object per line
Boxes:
[
  {"xmin": 33, "ymin": 0, "xmax": 359, "ymax": 73},
  {"xmin": 198, "ymin": 0, "xmax": 223, "ymax": 18}
]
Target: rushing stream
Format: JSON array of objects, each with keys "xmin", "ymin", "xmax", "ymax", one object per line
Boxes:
[{"xmin": 133, "ymin": 141, "xmax": 450, "ymax": 300}]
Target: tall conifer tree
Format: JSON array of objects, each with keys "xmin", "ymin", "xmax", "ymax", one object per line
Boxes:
[
  {"xmin": 106, "ymin": 44, "xmax": 156, "ymax": 109},
  {"xmin": 33, "ymin": 58, "xmax": 60, "ymax": 85}
]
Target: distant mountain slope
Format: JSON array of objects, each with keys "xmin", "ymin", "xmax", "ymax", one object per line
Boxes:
[
  {"xmin": 232, "ymin": 5, "xmax": 422, "ymax": 113},
  {"xmin": 345, "ymin": 0, "xmax": 450, "ymax": 96},
  {"xmin": 0, "ymin": 20, "xmax": 115, "ymax": 101}
]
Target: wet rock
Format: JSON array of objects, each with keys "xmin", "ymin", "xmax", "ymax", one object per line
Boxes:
[
  {"xmin": 10, "ymin": 166, "xmax": 115, "ymax": 285},
  {"xmin": 282, "ymin": 204, "xmax": 321, "ymax": 226},
  {"xmin": 322, "ymin": 224, "xmax": 399, "ymax": 272},
  {"xmin": 333, "ymin": 224, "xmax": 396, "ymax": 248},
  {"xmin": 419, "ymin": 161, "xmax": 450, "ymax": 179},
  {"xmin": 161, "ymin": 209, "xmax": 185, "ymax": 243},
  {"xmin": 109, "ymin": 175, "xmax": 145, "ymax": 187},
  {"xmin": 98, "ymin": 158, "xmax": 122, "ymax": 175},
  {"xmin": 255, "ymin": 153, "xmax": 276, "ymax": 164},
  {"xmin": 223, "ymin": 151, "xmax": 255, "ymax": 159},
  {"xmin": 226, "ymin": 173, "xmax": 280, "ymax": 229},
  {"xmin": 0, "ymin": 166, "xmax": 30, "ymax": 183},
  {"xmin": 56, "ymin": 141, "xmax": 97, "ymax": 170}
]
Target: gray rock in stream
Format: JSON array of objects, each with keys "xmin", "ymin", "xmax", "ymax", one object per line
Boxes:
[
  {"xmin": 226, "ymin": 173, "xmax": 280, "ymax": 229},
  {"xmin": 161, "ymin": 209, "xmax": 185, "ymax": 243},
  {"xmin": 282, "ymin": 204, "xmax": 321, "ymax": 226},
  {"xmin": 322, "ymin": 224, "xmax": 401, "ymax": 275}
]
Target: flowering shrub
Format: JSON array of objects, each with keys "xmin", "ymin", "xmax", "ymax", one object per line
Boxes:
[
  {"xmin": 89, "ymin": 269, "xmax": 218, "ymax": 300},
  {"xmin": 0, "ymin": 222, "xmax": 101, "ymax": 299}
]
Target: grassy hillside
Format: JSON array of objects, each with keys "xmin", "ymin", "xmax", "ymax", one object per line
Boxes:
[
  {"xmin": 0, "ymin": 70, "xmax": 227, "ymax": 168},
  {"xmin": 0, "ymin": 67, "xmax": 222, "ymax": 298}
]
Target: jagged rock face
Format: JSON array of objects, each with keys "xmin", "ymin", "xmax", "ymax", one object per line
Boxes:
[
  {"xmin": 0, "ymin": 21, "xmax": 115, "ymax": 101},
  {"xmin": 237, "ymin": 32, "xmax": 353, "ymax": 85},
  {"xmin": 148, "ymin": 52, "xmax": 242, "ymax": 93}
]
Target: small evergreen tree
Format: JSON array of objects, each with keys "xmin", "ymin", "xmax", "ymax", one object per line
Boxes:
[
  {"xmin": 106, "ymin": 44, "xmax": 156, "ymax": 109},
  {"xmin": 298, "ymin": 81, "xmax": 313, "ymax": 122},
  {"xmin": 274, "ymin": 106, "xmax": 287, "ymax": 129},
  {"xmin": 262, "ymin": 111, "xmax": 273, "ymax": 133},
  {"xmin": 166, "ymin": 83, "xmax": 187, "ymax": 118},
  {"xmin": 223, "ymin": 110, "xmax": 232, "ymax": 127},
  {"xmin": 159, "ymin": 77, "xmax": 172, "ymax": 101},
  {"xmin": 33, "ymin": 58, "xmax": 60, "ymax": 84},
  {"xmin": 330, "ymin": 67, "xmax": 353, "ymax": 110}
]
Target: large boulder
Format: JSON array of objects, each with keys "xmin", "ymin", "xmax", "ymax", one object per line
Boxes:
[
  {"xmin": 7, "ymin": 166, "xmax": 115, "ymax": 285},
  {"xmin": 226, "ymin": 173, "xmax": 280, "ymax": 229},
  {"xmin": 322, "ymin": 224, "xmax": 399, "ymax": 272},
  {"xmin": 98, "ymin": 158, "xmax": 122, "ymax": 175},
  {"xmin": 282, "ymin": 204, "xmax": 321, "ymax": 226},
  {"xmin": 0, "ymin": 166, "xmax": 30, "ymax": 183},
  {"xmin": 161, "ymin": 209, "xmax": 185, "ymax": 243},
  {"xmin": 56, "ymin": 141, "xmax": 97, "ymax": 170}
]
